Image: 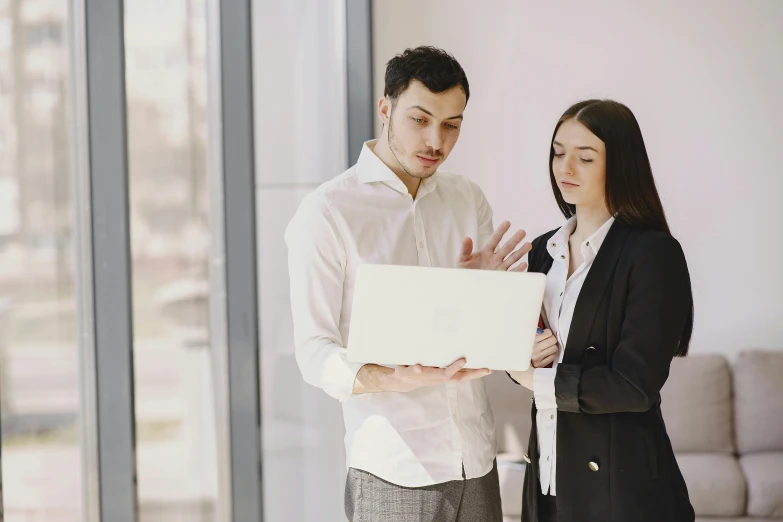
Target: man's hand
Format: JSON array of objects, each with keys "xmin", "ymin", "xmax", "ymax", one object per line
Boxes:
[
  {"xmin": 457, "ymin": 221, "xmax": 532, "ymax": 272},
  {"xmin": 531, "ymin": 329, "xmax": 559, "ymax": 368},
  {"xmin": 353, "ymin": 359, "xmax": 491, "ymax": 395}
]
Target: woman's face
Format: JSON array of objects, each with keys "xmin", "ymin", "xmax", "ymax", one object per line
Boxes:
[{"xmin": 552, "ymin": 119, "xmax": 607, "ymax": 209}]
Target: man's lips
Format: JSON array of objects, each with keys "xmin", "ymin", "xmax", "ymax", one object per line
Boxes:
[{"xmin": 416, "ymin": 155, "xmax": 440, "ymax": 166}]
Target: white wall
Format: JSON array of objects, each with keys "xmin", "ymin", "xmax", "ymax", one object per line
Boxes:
[{"xmin": 373, "ymin": 0, "xmax": 783, "ymax": 359}]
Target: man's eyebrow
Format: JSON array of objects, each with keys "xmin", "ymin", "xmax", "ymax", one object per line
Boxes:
[{"xmin": 408, "ymin": 105, "xmax": 463, "ymax": 120}]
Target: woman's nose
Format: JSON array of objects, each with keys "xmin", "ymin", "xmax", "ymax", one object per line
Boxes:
[{"xmin": 556, "ymin": 155, "xmax": 575, "ymax": 176}]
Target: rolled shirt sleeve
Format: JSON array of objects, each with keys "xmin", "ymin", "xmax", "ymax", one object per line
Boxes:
[{"xmin": 285, "ymin": 195, "xmax": 365, "ymax": 402}]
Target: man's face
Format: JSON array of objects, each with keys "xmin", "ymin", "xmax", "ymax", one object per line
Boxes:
[{"xmin": 380, "ymin": 80, "xmax": 467, "ymax": 179}]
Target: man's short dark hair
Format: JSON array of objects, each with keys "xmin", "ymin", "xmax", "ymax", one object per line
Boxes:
[{"xmin": 384, "ymin": 46, "xmax": 470, "ymax": 105}]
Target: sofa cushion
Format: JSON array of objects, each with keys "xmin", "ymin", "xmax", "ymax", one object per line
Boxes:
[
  {"xmin": 741, "ymin": 452, "xmax": 783, "ymax": 517},
  {"xmin": 661, "ymin": 355, "xmax": 734, "ymax": 453},
  {"xmin": 734, "ymin": 350, "xmax": 783, "ymax": 453},
  {"xmin": 676, "ymin": 453, "xmax": 746, "ymax": 517},
  {"xmin": 497, "ymin": 453, "xmax": 526, "ymax": 517},
  {"xmin": 700, "ymin": 517, "xmax": 781, "ymax": 522}
]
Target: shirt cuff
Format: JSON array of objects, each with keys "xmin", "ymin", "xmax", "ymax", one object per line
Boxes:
[
  {"xmin": 336, "ymin": 357, "xmax": 366, "ymax": 403},
  {"xmin": 533, "ymin": 368, "xmax": 558, "ymax": 410},
  {"xmin": 316, "ymin": 351, "xmax": 366, "ymax": 403}
]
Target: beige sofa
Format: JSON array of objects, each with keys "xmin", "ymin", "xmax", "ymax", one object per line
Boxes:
[{"xmin": 486, "ymin": 350, "xmax": 783, "ymax": 522}]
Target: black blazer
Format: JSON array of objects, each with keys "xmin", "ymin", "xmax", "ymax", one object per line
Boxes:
[{"xmin": 519, "ymin": 220, "xmax": 695, "ymax": 522}]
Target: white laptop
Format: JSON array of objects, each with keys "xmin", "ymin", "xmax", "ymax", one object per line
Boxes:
[{"xmin": 346, "ymin": 264, "xmax": 546, "ymax": 372}]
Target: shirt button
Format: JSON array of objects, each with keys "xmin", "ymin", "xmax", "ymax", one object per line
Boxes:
[
  {"xmin": 586, "ymin": 241, "xmax": 591, "ymax": 246},
  {"xmin": 550, "ymin": 414, "xmax": 555, "ymax": 420},
  {"xmin": 560, "ymin": 255, "xmax": 566, "ymax": 259},
  {"xmin": 559, "ymin": 292, "xmax": 563, "ymax": 297},
  {"xmin": 452, "ymin": 413, "xmax": 457, "ymax": 420},
  {"xmin": 419, "ymin": 242, "xmax": 424, "ymax": 249}
]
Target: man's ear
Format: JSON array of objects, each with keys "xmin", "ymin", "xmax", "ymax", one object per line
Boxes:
[{"xmin": 378, "ymin": 96, "xmax": 392, "ymax": 125}]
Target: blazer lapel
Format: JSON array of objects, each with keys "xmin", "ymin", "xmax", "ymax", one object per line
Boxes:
[
  {"xmin": 530, "ymin": 231, "xmax": 557, "ymax": 275},
  {"xmin": 562, "ymin": 221, "xmax": 632, "ymax": 364}
]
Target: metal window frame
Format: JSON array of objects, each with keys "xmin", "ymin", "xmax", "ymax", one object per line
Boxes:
[
  {"xmin": 208, "ymin": 0, "xmax": 264, "ymax": 521},
  {"xmin": 346, "ymin": 0, "xmax": 374, "ymax": 164},
  {"xmin": 68, "ymin": 0, "xmax": 270, "ymax": 518},
  {"xmin": 71, "ymin": 0, "xmax": 137, "ymax": 521}
]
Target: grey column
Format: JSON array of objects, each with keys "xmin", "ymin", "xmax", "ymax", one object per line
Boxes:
[
  {"xmin": 208, "ymin": 0, "xmax": 263, "ymax": 521},
  {"xmin": 346, "ymin": 0, "xmax": 374, "ymax": 164},
  {"xmin": 70, "ymin": 0, "xmax": 137, "ymax": 521}
]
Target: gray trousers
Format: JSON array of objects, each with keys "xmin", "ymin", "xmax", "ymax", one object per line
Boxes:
[{"xmin": 344, "ymin": 461, "xmax": 503, "ymax": 522}]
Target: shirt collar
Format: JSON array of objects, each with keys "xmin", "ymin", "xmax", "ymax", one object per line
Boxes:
[
  {"xmin": 547, "ymin": 217, "xmax": 577, "ymax": 259},
  {"xmin": 356, "ymin": 140, "xmax": 437, "ymax": 197},
  {"xmin": 547, "ymin": 216, "xmax": 616, "ymax": 260},
  {"xmin": 585, "ymin": 216, "xmax": 616, "ymax": 255}
]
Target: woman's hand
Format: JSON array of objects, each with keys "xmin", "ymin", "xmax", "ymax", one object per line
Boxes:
[
  {"xmin": 508, "ymin": 329, "xmax": 560, "ymax": 390},
  {"xmin": 508, "ymin": 367, "xmax": 534, "ymax": 389},
  {"xmin": 531, "ymin": 329, "xmax": 559, "ymax": 368}
]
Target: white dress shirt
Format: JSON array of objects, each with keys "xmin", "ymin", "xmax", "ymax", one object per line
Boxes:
[
  {"xmin": 285, "ymin": 140, "xmax": 497, "ymax": 487},
  {"xmin": 533, "ymin": 215, "xmax": 615, "ymax": 495}
]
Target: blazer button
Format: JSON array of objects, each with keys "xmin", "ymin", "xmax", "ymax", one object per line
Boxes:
[
  {"xmin": 588, "ymin": 461, "xmax": 600, "ymax": 472},
  {"xmin": 523, "ymin": 453, "xmax": 532, "ymax": 464},
  {"xmin": 586, "ymin": 346, "xmax": 596, "ymax": 352}
]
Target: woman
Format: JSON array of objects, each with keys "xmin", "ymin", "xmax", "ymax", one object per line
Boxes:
[{"xmin": 508, "ymin": 99, "xmax": 695, "ymax": 522}]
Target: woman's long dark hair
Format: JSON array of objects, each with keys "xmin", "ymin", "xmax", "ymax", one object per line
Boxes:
[{"xmin": 549, "ymin": 99, "xmax": 693, "ymax": 356}]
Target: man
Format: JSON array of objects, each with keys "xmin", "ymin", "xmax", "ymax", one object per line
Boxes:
[{"xmin": 285, "ymin": 46, "xmax": 530, "ymax": 521}]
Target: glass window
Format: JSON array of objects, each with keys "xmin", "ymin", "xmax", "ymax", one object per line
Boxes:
[
  {"xmin": 0, "ymin": 1, "xmax": 84, "ymax": 520},
  {"xmin": 125, "ymin": 0, "xmax": 217, "ymax": 520},
  {"xmin": 253, "ymin": 1, "xmax": 349, "ymax": 520}
]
